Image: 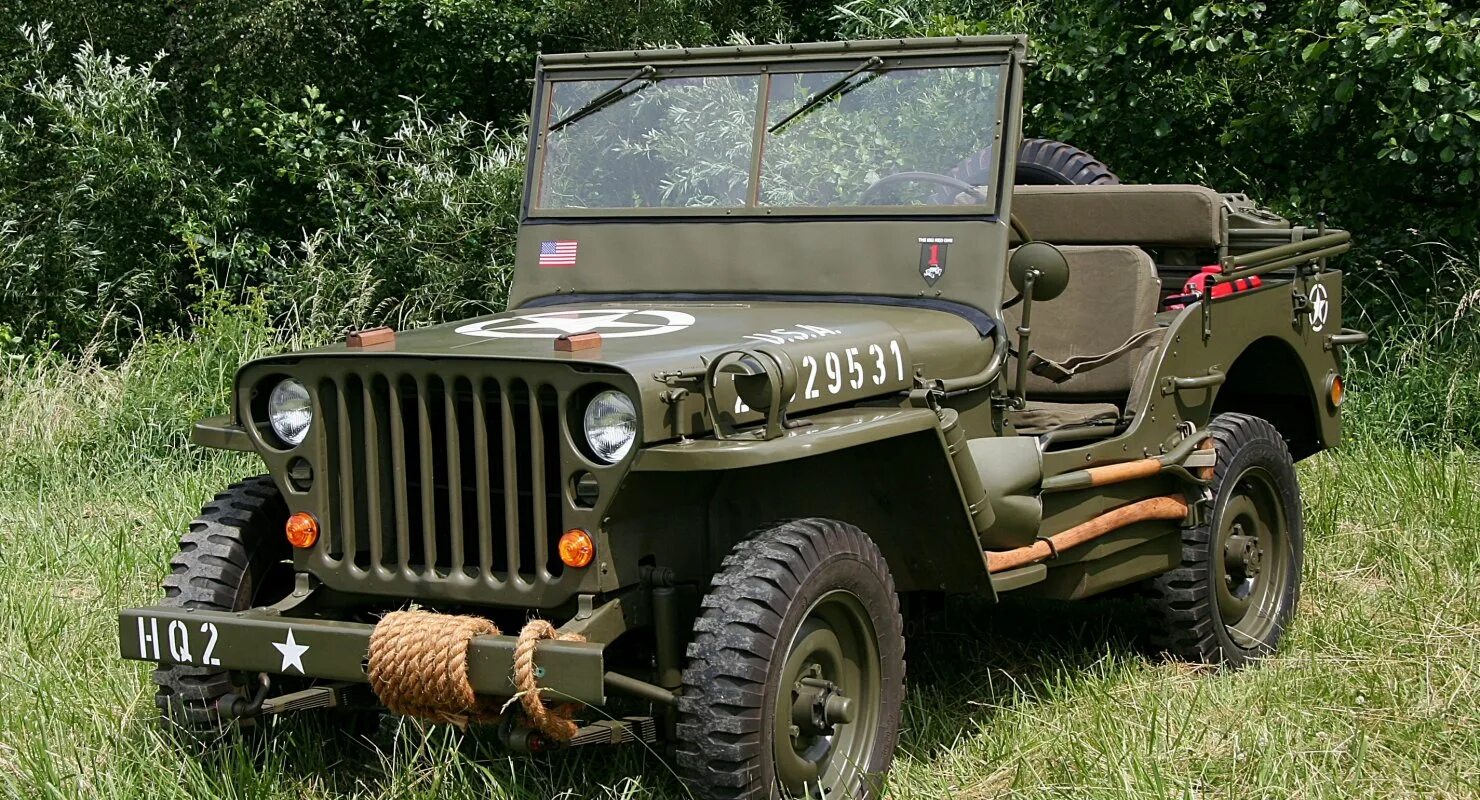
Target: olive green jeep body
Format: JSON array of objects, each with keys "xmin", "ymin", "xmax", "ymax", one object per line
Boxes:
[{"xmin": 119, "ymin": 35, "xmax": 1363, "ymax": 796}]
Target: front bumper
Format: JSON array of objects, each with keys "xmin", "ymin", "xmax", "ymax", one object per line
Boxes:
[{"xmin": 119, "ymin": 606, "xmax": 607, "ymax": 705}]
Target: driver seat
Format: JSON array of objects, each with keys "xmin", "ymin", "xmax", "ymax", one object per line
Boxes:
[{"xmin": 1002, "ymin": 245, "xmax": 1163, "ymax": 435}]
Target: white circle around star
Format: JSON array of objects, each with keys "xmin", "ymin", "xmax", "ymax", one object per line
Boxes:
[
  {"xmin": 455, "ymin": 309, "xmax": 697, "ymax": 339},
  {"xmin": 1308, "ymin": 284, "xmax": 1329, "ymax": 332}
]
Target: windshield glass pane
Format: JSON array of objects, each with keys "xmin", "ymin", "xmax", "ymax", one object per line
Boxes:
[
  {"xmin": 538, "ymin": 74, "xmax": 759, "ymax": 209},
  {"xmin": 760, "ymin": 65, "xmax": 1006, "ymax": 207}
]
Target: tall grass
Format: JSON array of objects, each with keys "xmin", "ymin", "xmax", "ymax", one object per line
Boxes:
[{"xmin": 1342, "ymin": 241, "xmax": 1480, "ymax": 448}]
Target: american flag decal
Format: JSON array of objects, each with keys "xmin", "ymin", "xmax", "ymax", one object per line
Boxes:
[{"xmin": 538, "ymin": 240, "xmax": 578, "ymax": 267}]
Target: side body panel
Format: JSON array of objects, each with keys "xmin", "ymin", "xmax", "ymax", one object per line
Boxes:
[{"xmin": 1020, "ymin": 270, "xmax": 1345, "ymax": 599}]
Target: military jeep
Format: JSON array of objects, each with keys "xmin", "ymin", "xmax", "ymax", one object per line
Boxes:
[{"xmin": 119, "ymin": 35, "xmax": 1366, "ymax": 798}]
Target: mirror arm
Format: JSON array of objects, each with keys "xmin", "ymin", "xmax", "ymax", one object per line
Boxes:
[{"xmin": 1010, "ymin": 269, "xmax": 1039, "ymax": 410}]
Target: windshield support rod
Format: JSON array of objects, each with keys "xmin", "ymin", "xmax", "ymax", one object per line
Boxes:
[
  {"xmin": 768, "ymin": 57, "xmax": 883, "ymax": 134},
  {"xmin": 549, "ymin": 65, "xmax": 657, "ymax": 133}
]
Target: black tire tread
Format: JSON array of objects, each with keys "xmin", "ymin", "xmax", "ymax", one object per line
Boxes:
[
  {"xmin": 675, "ymin": 519, "xmax": 903, "ymax": 799},
  {"xmin": 1144, "ymin": 414, "xmax": 1301, "ymax": 666},
  {"xmin": 153, "ymin": 475, "xmax": 287, "ymax": 734},
  {"xmin": 945, "ymin": 137, "xmax": 1120, "ymax": 188},
  {"xmin": 1015, "ymin": 137, "xmax": 1121, "ymax": 186}
]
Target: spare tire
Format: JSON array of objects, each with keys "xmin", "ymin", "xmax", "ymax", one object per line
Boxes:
[
  {"xmin": 944, "ymin": 137, "xmax": 1120, "ymax": 189},
  {"xmin": 1016, "ymin": 138, "xmax": 1120, "ymax": 185}
]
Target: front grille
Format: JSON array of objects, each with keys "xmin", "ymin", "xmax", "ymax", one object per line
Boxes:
[{"xmin": 316, "ymin": 369, "xmax": 566, "ymax": 587}]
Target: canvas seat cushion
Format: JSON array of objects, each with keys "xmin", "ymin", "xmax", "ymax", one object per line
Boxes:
[
  {"xmin": 1006, "ymin": 400, "xmax": 1119, "ymax": 435},
  {"xmin": 1012, "ymin": 184, "xmax": 1223, "ymax": 248},
  {"xmin": 1003, "ymin": 245, "xmax": 1161, "ymax": 400}
]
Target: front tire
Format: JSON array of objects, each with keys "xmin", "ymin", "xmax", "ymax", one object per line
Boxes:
[
  {"xmin": 677, "ymin": 519, "xmax": 906, "ymax": 799},
  {"xmin": 154, "ymin": 476, "xmax": 296, "ymax": 738},
  {"xmin": 1145, "ymin": 414, "xmax": 1304, "ymax": 667}
]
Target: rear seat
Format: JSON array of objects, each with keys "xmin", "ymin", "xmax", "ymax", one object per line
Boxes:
[
  {"xmin": 1011, "ymin": 184, "xmax": 1224, "ymax": 248},
  {"xmin": 1003, "ymin": 245, "xmax": 1162, "ymax": 435}
]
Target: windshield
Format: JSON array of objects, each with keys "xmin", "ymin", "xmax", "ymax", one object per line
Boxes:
[
  {"xmin": 534, "ymin": 61, "xmax": 1007, "ymax": 212},
  {"xmin": 539, "ymin": 74, "xmax": 760, "ymax": 209}
]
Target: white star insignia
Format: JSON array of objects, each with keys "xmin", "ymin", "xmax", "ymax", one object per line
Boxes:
[
  {"xmin": 501, "ymin": 312, "xmax": 652, "ymax": 334},
  {"xmin": 272, "ymin": 628, "xmax": 310, "ymax": 674}
]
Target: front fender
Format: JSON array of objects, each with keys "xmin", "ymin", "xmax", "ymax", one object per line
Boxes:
[
  {"xmin": 615, "ymin": 407, "xmax": 993, "ymax": 595},
  {"xmin": 632, "ymin": 407, "xmax": 940, "ymax": 472},
  {"xmin": 192, "ymin": 416, "xmax": 254, "ymax": 452}
]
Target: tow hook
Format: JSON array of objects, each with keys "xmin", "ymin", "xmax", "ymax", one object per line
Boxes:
[
  {"xmin": 216, "ymin": 676, "xmax": 360, "ymax": 720},
  {"xmin": 217, "ymin": 673, "xmax": 272, "ymax": 719}
]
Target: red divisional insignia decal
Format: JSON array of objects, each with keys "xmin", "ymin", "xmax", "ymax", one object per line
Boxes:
[{"xmin": 918, "ymin": 237, "xmax": 952, "ymax": 286}]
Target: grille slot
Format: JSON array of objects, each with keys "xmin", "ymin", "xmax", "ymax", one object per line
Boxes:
[{"xmin": 319, "ymin": 370, "xmax": 564, "ymax": 585}]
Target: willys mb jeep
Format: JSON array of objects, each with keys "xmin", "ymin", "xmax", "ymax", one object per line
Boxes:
[{"xmin": 119, "ymin": 35, "xmax": 1367, "ymax": 798}]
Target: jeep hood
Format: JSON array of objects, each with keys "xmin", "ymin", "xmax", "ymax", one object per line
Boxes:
[{"xmin": 279, "ymin": 299, "xmax": 995, "ymax": 381}]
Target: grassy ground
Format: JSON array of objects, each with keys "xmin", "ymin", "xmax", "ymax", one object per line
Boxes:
[{"xmin": 0, "ymin": 318, "xmax": 1476, "ymax": 798}]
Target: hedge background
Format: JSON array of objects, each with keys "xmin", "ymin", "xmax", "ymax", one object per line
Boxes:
[{"xmin": 1, "ymin": 1, "xmax": 1476, "ymax": 433}]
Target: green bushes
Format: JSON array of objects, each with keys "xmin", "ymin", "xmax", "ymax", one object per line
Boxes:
[
  {"xmin": 259, "ymin": 103, "xmax": 527, "ymax": 334},
  {"xmin": 0, "ymin": 0, "xmax": 1476, "ymax": 441},
  {"xmin": 0, "ymin": 27, "xmax": 251, "ymax": 357},
  {"xmin": 831, "ymin": 0, "xmax": 1480, "ymax": 444},
  {"xmin": 0, "ymin": 26, "xmax": 527, "ymax": 354},
  {"xmin": 835, "ymin": 1, "xmax": 1480, "ymax": 248},
  {"xmin": 0, "ymin": 2, "xmax": 802, "ymax": 355}
]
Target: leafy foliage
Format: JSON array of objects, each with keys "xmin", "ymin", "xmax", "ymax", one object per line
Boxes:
[
  {"xmin": 258, "ymin": 101, "xmax": 528, "ymax": 334},
  {"xmin": 0, "ymin": 1, "xmax": 803, "ymax": 356},
  {"xmin": 0, "ymin": 25, "xmax": 253, "ymax": 357},
  {"xmin": 834, "ymin": 0, "xmax": 1480, "ymax": 250},
  {"xmin": 0, "ymin": 0, "xmax": 1476, "ymax": 443}
]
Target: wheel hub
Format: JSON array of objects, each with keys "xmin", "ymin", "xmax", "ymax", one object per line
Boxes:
[
  {"xmin": 1213, "ymin": 469, "xmax": 1292, "ymax": 646},
  {"xmin": 772, "ymin": 590, "xmax": 882, "ymax": 796},
  {"xmin": 792, "ymin": 670, "xmax": 855, "ymax": 737},
  {"xmin": 1224, "ymin": 527, "xmax": 1262, "ymax": 579}
]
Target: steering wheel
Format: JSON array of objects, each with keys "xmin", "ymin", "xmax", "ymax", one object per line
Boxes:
[
  {"xmin": 857, "ymin": 171, "xmax": 986, "ymax": 205},
  {"xmin": 858, "ymin": 170, "xmax": 1034, "ymax": 241},
  {"xmin": 1009, "ymin": 213, "xmax": 1032, "ymax": 243}
]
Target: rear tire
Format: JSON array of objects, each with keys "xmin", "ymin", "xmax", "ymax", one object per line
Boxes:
[
  {"xmin": 1144, "ymin": 414, "xmax": 1304, "ymax": 667},
  {"xmin": 154, "ymin": 476, "xmax": 296, "ymax": 740},
  {"xmin": 1014, "ymin": 137, "xmax": 1120, "ymax": 186},
  {"xmin": 944, "ymin": 137, "xmax": 1120, "ymax": 189},
  {"xmin": 676, "ymin": 519, "xmax": 905, "ymax": 799}
]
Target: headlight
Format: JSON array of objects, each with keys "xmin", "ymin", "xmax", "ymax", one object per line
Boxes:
[
  {"xmin": 267, "ymin": 378, "xmax": 313, "ymax": 447},
  {"xmin": 583, "ymin": 390, "xmax": 637, "ymax": 463}
]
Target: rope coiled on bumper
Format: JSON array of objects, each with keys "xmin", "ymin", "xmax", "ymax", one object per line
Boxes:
[
  {"xmin": 511, "ymin": 619, "xmax": 586, "ymax": 742},
  {"xmin": 366, "ymin": 610, "xmax": 586, "ymax": 741},
  {"xmin": 367, "ymin": 610, "xmax": 503, "ymax": 728}
]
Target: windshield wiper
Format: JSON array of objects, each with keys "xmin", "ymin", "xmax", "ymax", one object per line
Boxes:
[
  {"xmin": 767, "ymin": 56, "xmax": 884, "ymax": 134},
  {"xmin": 549, "ymin": 65, "xmax": 658, "ymax": 133}
]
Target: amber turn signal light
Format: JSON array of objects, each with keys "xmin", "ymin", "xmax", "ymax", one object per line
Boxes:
[
  {"xmin": 1327, "ymin": 373, "xmax": 1346, "ymax": 409},
  {"xmin": 558, "ymin": 528, "xmax": 595, "ymax": 568},
  {"xmin": 285, "ymin": 512, "xmax": 319, "ymax": 549}
]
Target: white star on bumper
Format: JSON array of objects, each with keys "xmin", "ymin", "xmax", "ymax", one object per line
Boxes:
[{"xmin": 272, "ymin": 628, "xmax": 309, "ymax": 674}]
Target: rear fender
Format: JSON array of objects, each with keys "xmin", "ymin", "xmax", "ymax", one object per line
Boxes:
[
  {"xmin": 1042, "ymin": 271, "xmax": 1345, "ymax": 479},
  {"xmin": 616, "ymin": 408, "xmax": 992, "ymax": 595}
]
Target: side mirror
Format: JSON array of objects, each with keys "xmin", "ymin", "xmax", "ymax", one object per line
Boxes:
[{"xmin": 1009, "ymin": 242, "xmax": 1071, "ymax": 301}]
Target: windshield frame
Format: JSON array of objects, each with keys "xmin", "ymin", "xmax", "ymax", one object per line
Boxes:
[{"xmin": 524, "ymin": 40, "xmax": 1019, "ymax": 220}]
